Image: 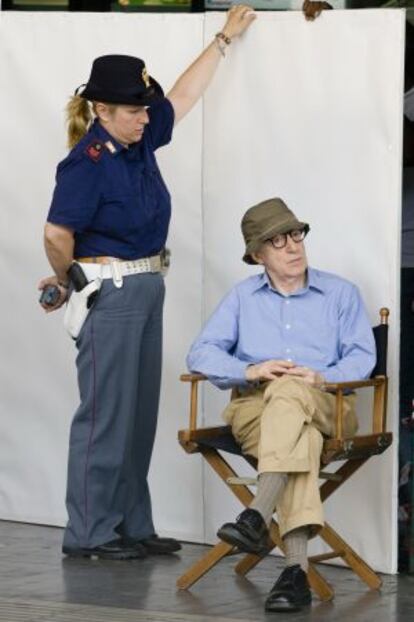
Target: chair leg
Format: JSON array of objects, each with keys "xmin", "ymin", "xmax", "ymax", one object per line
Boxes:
[
  {"xmin": 176, "ymin": 541, "xmax": 234, "ymax": 590},
  {"xmin": 235, "ymin": 519, "xmax": 335, "ymax": 602},
  {"xmin": 235, "ymin": 553, "xmax": 334, "ymax": 602},
  {"xmin": 178, "ymin": 448, "xmax": 333, "ymax": 599},
  {"xmin": 307, "ymin": 564, "xmax": 335, "ymax": 601},
  {"xmin": 234, "ymin": 517, "xmax": 281, "ymax": 576},
  {"xmin": 235, "ymin": 552, "xmax": 266, "ymax": 576},
  {"xmin": 320, "ymin": 522, "xmax": 382, "ymax": 590}
]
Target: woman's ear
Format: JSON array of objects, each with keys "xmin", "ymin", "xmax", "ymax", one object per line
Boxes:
[{"xmin": 95, "ymin": 102, "xmax": 110, "ymax": 122}]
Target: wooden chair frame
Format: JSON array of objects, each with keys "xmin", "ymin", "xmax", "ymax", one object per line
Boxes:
[{"xmin": 177, "ymin": 309, "xmax": 392, "ymax": 601}]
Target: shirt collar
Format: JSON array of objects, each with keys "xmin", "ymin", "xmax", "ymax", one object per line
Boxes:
[
  {"xmin": 307, "ymin": 268, "xmax": 325, "ymax": 294},
  {"xmin": 90, "ymin": 120, "xmax": 126, "ymax": 156},
  {"xmin": 252, "ymin": 267, "xmax": 325, "ymax": 296}
]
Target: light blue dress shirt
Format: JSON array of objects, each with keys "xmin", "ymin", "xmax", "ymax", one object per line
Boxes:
[{"xmin": 187, "ymin": 268, "xmax": 376, "ymax": 390}]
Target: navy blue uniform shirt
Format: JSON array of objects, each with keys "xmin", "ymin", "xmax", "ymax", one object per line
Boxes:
[{"xmin": 47, "ymin": 98, "xmax": 174, "ymax": 259}]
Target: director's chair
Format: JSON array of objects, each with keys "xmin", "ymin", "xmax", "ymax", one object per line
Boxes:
[{"xmin": 177, "ymin": 308, "xmax": 392, "ymax": 601}]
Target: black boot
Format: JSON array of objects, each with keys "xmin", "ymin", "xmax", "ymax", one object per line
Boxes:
[
  {"xmin": 126, "ymin": 534, "xmax": 182, "ymax": 555},
  {"xmin": 265, "ymin": 564, "xmax": 312, "ymax": 612},
  {"xmin": 62, "ymin": 537, "xmax": 147, "ymax": 560},
  {"xmin": 217, "ymin": 508, "xmax": 270, "ymax": 554}
]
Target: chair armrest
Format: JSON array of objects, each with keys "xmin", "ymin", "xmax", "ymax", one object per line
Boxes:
[
  {"xmin": 180, "ymin": 372, "xmax": 208, "ymax": 431},
  {"xmin": 322, "ymin": 375, "xmax": 388, "ymax": 439},
  {"xmin": 321, "ymin": 376, "xmax": 385, "ymax": 392},
  {"xmin": 180, "ymin": 373, "xmax": 207, "ymax": 383}
]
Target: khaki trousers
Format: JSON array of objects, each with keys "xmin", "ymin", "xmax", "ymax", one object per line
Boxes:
[{"xmin": 222, "ymin": 376, "xmax": 358, "ymax": 538}]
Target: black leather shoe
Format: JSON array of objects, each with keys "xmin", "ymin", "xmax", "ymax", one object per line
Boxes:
[
  {"xmin": 127, "ymin": 534, "xmax": 182, "ymax": 555},
  {"xmin": 265, "ymin": 564, "xmax": 312, "ymax": 612},
  {"xmin": 62, "ymin": 537, "xmax": 147, "ymax": 560},
  {"xmin": 217, "ymin": 508, "xmax": 270, "ymax": 554}
]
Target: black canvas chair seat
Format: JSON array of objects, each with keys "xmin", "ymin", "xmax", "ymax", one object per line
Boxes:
[{"xmin": 198, "ymin": 430, "xmax": 242, "ymax": 455}]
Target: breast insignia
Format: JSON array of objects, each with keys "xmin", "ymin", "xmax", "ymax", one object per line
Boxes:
[{"xmin": 85, "ymin": 141, "xmax": 105, "ymax": 162}]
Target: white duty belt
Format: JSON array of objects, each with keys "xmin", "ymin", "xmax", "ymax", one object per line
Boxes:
[{"xmin": 76, "ymin": 253, "xmax": 168, "ymax": 288}]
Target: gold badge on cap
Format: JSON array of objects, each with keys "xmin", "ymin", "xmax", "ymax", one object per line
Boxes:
[{"xmin": 142, "ymin": 67, "xmax": 150, "ymax": 89}]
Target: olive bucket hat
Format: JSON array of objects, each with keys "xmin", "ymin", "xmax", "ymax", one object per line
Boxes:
[
  {"xmin": 75, "ymin": 54, "xmax": 164, "ymax": 106},
  {"xmin": 241, "ymin": 198, "xmax": 309, "ymax": 265}
]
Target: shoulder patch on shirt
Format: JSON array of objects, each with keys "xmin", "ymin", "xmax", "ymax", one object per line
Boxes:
[{"xmin": 85, "ymin": 141, "xmax": 105, "ymax": 162}]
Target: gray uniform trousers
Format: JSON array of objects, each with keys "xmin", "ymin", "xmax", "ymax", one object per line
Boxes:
[{"xmin": 63, "ymin": 272, "xmax": 165, "ymax": 549}]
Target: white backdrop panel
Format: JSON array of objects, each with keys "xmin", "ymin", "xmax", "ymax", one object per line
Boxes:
[
  {"xmin": 202, "ymin": 10, "xmax": 404, "ymax": 573},
  {"xmin": 0, "ymin": 13, "xmax": 204, "ymax": 541},
  {"xmin": 0, "ymin": 11, "xmax": 404, "ymax": 573}
]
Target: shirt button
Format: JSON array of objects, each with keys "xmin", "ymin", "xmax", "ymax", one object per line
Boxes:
[
  {"xmin": 285, "ymin": 299, "xmax": 290, "ymax": 305},
  {"xmin": 285, "ymin": 324, "xmax": 291, "ymax": 329},
  {"xmin": 286, "ymin": 348, "xmax": 291, "ymax": 353}
]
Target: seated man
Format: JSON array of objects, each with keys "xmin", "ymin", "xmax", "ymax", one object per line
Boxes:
[{"xmin": 186, "ymin": 198, "xmax": 376, "ymax": 613}]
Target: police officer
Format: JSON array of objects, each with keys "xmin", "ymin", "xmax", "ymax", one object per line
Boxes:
[{"xmin": 38, "ymin": 6, "xmax": 256, "ymax": 559}]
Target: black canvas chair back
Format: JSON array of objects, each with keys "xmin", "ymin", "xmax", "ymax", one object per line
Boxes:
[{"xmin": 371, "ymin": 321, "xmax": 389, "ymax": 377}]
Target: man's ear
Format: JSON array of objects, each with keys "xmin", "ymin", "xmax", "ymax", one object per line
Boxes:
[{"xmin": 251, "ymin": 251, "xmax": 264, "ymax": 265}]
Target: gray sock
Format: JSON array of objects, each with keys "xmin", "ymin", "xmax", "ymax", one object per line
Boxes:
[
  {"xmin": 283, "ymin": 527, "xmax": 309, "ymax": 572},
  {"xmin": 250, "ymin": 472, "xmax": 288, "ymax": 526}
]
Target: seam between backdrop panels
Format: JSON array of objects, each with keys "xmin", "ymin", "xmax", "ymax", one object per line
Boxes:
[
  {"xmin": 200, "ymin": 13, "xmax": 207, "ymax": 546},
  {"xmin": 393, "ymin": 8, "xmax": 407, "ymax": 575}
]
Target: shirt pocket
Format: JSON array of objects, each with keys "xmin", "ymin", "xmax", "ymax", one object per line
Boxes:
[
  {"xmin": 94, "ymin": 192, "xmax": 141, "ymax": 237},
  {"xmin": 133, "ymin": 162, "xmax": 171, "ymax": 213},
  {"xmin": 301, "ymin": 322, "xmax": 339, "ymax": 366}
]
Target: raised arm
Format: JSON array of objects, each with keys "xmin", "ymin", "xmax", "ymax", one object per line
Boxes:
[{"xmin": 167, "ymin": 5, "xmax": 256, "ymax": 125}]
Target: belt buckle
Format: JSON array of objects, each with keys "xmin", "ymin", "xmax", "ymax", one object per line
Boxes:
[{"xmin": 160, "ymin": 248, "xmax": 171, "ymax": 277}]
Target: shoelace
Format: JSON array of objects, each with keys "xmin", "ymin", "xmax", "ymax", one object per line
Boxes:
[{"xmin": 238, "ymin": 510, "xmax": 262, "ymax": 528}]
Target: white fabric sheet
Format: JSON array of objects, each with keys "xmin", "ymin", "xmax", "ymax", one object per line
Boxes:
[{"xmin": 0, "ymin": 10, "xmax": 404, "ymax": 573}]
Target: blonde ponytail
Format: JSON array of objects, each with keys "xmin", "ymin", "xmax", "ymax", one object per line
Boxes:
[{"xmin": 66, "ymin": 95, "xmax": 94, "ymax": 149}]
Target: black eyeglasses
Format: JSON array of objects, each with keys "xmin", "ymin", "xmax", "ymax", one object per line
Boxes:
[{"xmin": 266, "ymin": 225, "xmax": 310, "ymax": 250}]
